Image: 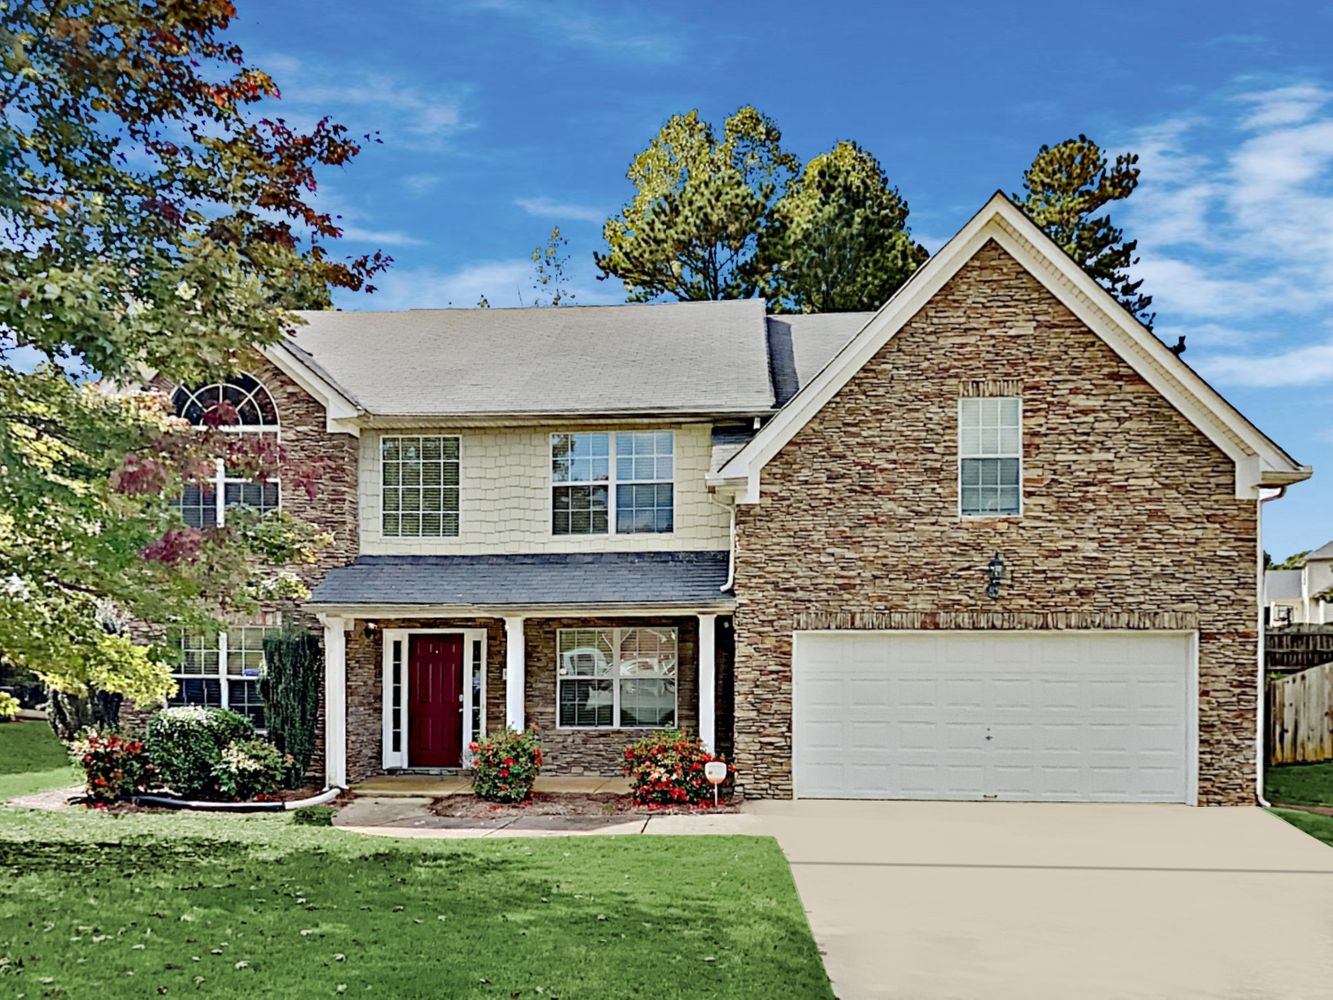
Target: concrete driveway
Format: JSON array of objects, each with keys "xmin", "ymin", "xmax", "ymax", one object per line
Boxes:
[{"xmin": 745, "ymin": 801, "xmax": 1333, "ymax": 1000}]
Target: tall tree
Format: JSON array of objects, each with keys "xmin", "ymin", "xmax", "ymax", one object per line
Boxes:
[
  {"xmin": 595, "ymin": 107, "xmax": 799, "ymax": 301},
  {"xmin": 760, "ymin": 141, "xmax": 928, "ymax": 313},
  {"xmin": 531, "ymin": 226, "xmax": 575, "ymax": 306},
  {"xmin": 1013, "ymin": 135, "xmax": 1153, "ymax": 327},
  {"xmin": 0, "ymin": 1, "xmax": 384, "ymax": 717}
]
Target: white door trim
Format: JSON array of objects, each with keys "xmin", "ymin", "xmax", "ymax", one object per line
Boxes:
[
  {"xmin": 791, "ymin": 629, "xmax": 1200, "ymax": 805},
  {"xmin": 381, "ymin": 627, "xmax": 488, "ymax": 770}
]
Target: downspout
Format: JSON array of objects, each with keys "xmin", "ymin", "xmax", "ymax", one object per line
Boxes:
[
  {"xmin": 1256, "ymin": 484, "xmax": 1288, "ymax": 808},
  {"xmin": 706, "ymin": 491, "xmax": 737, "ymax": 592}
]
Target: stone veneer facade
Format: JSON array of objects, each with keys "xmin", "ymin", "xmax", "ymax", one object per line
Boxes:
[{"xmin": 731, "ymin": 240, "xmax": 1259, "ymax": 805}]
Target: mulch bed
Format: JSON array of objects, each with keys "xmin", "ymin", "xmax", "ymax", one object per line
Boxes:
[{"xmin": 429, "ymin": 791, "xmax": 739, "ymax": 819}]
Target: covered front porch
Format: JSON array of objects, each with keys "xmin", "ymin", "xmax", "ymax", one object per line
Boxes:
[{"xmin": 306, "ymin": 552, "xmax": 735, "ymax": 788}]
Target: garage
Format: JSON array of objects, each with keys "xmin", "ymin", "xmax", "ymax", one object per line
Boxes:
[{"xmin": 792, "ymin": 631, "xmax": 1195, "ymax": 803}]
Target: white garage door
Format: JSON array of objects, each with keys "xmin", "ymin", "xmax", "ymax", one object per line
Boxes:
[{"xmin": 792, "ymin": 631, "xmax": 1194, "ymax": 803}]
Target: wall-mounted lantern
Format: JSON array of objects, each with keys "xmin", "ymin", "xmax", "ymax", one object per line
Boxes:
[{"xmin": 986, "ymin": 553, "xmax": 1006, "ymax": 600}]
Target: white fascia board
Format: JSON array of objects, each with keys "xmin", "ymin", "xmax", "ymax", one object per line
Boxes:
[
  {"xmin": 260, "ymin": 343, "xmax": 362, "ymax": 436},
  {"xmin": 720, "ymin": 193, "xmax": 1309, "ymax": 503}
]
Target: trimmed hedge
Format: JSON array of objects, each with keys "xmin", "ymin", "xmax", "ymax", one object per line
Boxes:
[{"xmin": 145, "ymin": 706, "xmax": 254, "ymax": 799}]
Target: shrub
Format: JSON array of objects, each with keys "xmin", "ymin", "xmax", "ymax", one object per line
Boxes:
[
  {"xmin": 0, "ymin": 691, "xmax": 19, "ymax": 721},
  {"xmin": 292, "ymin": 805, "xmax": 337, "ymax": 827},
  {"xmin": 622, "ymin": 729, "xmax": 733, "ymax": 807},
  {"xmin": 145, "ymin": 706, "xmax": 254, "ymax": 799},
  {"xmin": 69, "ymin": 730, "xmax": 155, "ymax": 806},
  {"xmin": 261, "ymin": 627, "xmax": 323, "ymax": 788},
  {"xmin": 214, "ymin": 738, "xmax": 291, "ymax": 801},
  {"xmin": 470, "ymin": 726, "xmax": 543, "ymax": 803}
]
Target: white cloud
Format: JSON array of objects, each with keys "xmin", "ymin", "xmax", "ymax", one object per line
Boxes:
[
  {"xmin": 464, "ymin": 0, "xmax": 688, "ymax": 64},
  {"xmin": 339, "ymin": 257, "xmax": 623, "ymax": 311},
  {"xmin": 402, "ymin": 173, "xmax": 444, "ymax": 197},
  {"xmin": 1119, "ymin": 80, "xmax": 1333, "ymax": 383},
  {"xmin": 1201, "ymin": 339, "xmax": 1333, "ymax": 388},
  {"xmin": 337, "ymin": 225, "xmax": 426, "ymax": 247},
  {"xmin": 514, "ymin": 196, "xmax": 606, "ymax": 224}
]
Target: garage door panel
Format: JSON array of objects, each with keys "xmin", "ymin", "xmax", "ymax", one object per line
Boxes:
[{"xmin": 793, "ymin": 632, "xmax": 1191, "ymax": 803}]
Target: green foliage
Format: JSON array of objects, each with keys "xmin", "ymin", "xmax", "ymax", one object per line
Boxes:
[
  {"xmin": 214, "ymin": 738, "xmax": 291, "ymax": 801},
  {"xmin": 596, "ymin": 106, "xmax": 799, "ymax": 301},
  {"xmin": 1273, "ymin": 550, "xmax": 1311, "ymax": 570},
  {"xmin": 622, "ymin": 728, "xmax": 732, "ymax": 806},
  {"xmin": 760, "ymin": 140, "xmax": 928, "ymax": 313},
  {"xmin": 0, "ymin": 692, "xmax": 17, "ymax": 720},
  {"xmin": 1013, "ymin": 134, "xmax": 1153, "ymax": 327},
  {"xmin": 469, "ymin": 727, "xmax": 543, "ymax": 803},
  {"xmin": 0, "ymin": 1, "xmax": 380, "ymax": 705},
  {"xmin": 531, "ymin": 226, "xmax": 575, "ymax": 306},
  {"xmin": 291, "ymin": 804, "xmax": 336, "ymax": 826},
  {"xmin": 145, "ymin": 706, "xmax": 254, "ymax": 800},
  {"xmin": 68, "ymin": 730, "xmax": 155, "ymax": 805},
  {"xmin": 260, "ymin": 627, "xmax": 323, "ymax": 788}
]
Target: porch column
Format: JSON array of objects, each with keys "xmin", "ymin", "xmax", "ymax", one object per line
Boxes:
[
  {"xmin": 505, "ymin": 616, "xmax": 526, "ymax": 731},
  {"xmin": 321, "ymin": 615, "xmax": 348, "ymax": 788},
  {"xmin": 697, "ymin": 613, "xmax": 717, "ymax": 753}
]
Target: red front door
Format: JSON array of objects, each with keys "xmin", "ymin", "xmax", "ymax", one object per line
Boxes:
[{"xmin": 408, "ymin": 634, "xmax": 463, "ymax": 768}]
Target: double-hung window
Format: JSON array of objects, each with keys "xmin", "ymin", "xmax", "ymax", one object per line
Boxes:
[
  {"xmin": 551, "ymin": 431, "xmax": 674, "ymax": 535},
  {"xmin": 557, "ymin": 626, "xmax": 678, "ymax": 728},
  {"xmin": 959, "ymin": 396, "xmax": 1021, "ymax": 516},
  {"xmin": 169, "ymin": 625, "xmax": 275, "ymax": 728},
  {"xmin": 381, "ymin": 435, "xmax": 461, "ymax": 537},
  {"xmin": 171, "ymin": 375, "xmax": 280, "ymax": 528}
]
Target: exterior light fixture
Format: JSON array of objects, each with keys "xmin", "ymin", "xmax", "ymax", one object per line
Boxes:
[
  {"xmin": 986, "ymin": 553, "xmax": 1005, "ymax": 600},
  {"xmin": 362, "ymin": 620, "xmax": 379, "ymax": 639}
]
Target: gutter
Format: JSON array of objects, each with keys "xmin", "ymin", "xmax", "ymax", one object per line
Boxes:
[{"xmin": 1256, "ymin": 484, "xmax": 1289, "ymax": 808}]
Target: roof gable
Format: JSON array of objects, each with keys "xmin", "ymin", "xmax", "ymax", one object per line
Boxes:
[{"xmin": 710, "ymin": 192, "xmax": 1310, "ymax": 502}]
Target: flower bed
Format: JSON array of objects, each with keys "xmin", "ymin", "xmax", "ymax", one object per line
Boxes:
[
  {"xmin": 622, "ymin": 729, "xmax": 733, "ymax": 807},
  {"xmin": 470, "ymin": 726, "xmax": 543, "ymax": 803}
]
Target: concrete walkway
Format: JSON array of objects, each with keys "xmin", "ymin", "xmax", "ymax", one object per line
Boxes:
[
  {"xmin": 350, "ymin": 774, "xmax": 631, "ymax": 798},
  {"xmin": 746, "ymin": 800, "xmax": 1333, "ymax": 1000}
]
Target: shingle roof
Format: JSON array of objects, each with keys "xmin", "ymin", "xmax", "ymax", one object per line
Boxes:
[
  {"xmin": 307, "ymin": 551, "xmax": 733, "ymax": 609},
  {"xmin": 287, "ymin": 300, "xmax": 775, "ymax": 418},
  {"xmin": 764, "ymin": 314, "xmax": 874, "ymax": 406},
  {"xmin": 1307, "ymin": 539, "xmax": 1333, "ymax": 561}
]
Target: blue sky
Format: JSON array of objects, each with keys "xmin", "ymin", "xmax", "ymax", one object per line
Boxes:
[{"xmin": 230, "ymin": 0, "xmax": 1333, "ymax": 558}]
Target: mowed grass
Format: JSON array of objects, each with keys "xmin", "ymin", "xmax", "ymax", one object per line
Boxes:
[
  {"xmin": 1265, "ymin": 761, "xmax": 1333, "ymax": 808},
  {"xmin": 0, "ymin": 719, "xmax": 80, "ymax": 800},
  {"xmin": 0, "ymin": 808, "xmax": 832, "ymax": 999},
  {"xmin": 1272, "ymin": 808, "xmax": 1333, "ymax": 849}
]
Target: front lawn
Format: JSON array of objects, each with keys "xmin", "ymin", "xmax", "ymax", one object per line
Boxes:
[
  {"xmin": 0, "ymin": 808, "xmax": 832, "ymax": 999},
  {"xmin": 1272, "ymin": 808, "xmax": 1333, "ymax": 849},
  {"xmin": 1265, "ymin": 761, "xmax": 1333, "ymax": 808},
  {"xmin": 0, "ymin": 719, "xmax": 80, "ymax": 800}
]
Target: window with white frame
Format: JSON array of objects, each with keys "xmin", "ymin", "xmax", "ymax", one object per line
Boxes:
[
  {"xmin": 171, "ymin": 375, "xmax": 280, "ymax": 528},
  {"xmin": 169, "ymin": 625, "xmax": 276, "ymax": 728},
  {"xmin": 959, "ymin": 396, "xmax": 1021, "ymax": 516},
  {"xmin": 556, "ymin": 626, "xmax": 677, "ymax": 728},
  {"xmin": 551, "ymin": 431, "xmax": 674, "ymax": 536},
  {"xmin": 381, "ymin": 435, "xmax": 461, "ymax": 537}
]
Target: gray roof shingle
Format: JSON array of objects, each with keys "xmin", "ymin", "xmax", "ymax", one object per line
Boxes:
[
  {"xmin": 288, "ymin": 300, "xmax": 774, "ymax": 418},
  {"xmin": 307, "ymin": 551, "xmax": 733, "ymax": 609}
]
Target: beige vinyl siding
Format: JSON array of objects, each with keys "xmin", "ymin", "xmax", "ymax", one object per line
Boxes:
[{"xmin": 359, "ymin": 423, "xmax": 729, "ymax": 554}]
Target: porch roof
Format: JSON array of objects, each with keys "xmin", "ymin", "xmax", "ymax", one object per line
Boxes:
[{"xmin": 306, "ymin": 551, "xmax": 734, "ymax": 613}]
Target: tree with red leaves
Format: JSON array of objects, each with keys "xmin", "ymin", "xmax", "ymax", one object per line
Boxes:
[{"xmin": 0, "ymin": 1, "xmax": 387, "ymax": 728}]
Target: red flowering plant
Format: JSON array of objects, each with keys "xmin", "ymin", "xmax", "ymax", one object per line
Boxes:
[
  {"xmin": 68, "ymin": 730, "xmax": 157, "ymax": 807},
  {"xmin": 469, "ymin": 726, "xmax": 543, "ymax": 803},
  {"xmin": 622, "ymin": 729, "xmax": 733, "ymax": 808}
]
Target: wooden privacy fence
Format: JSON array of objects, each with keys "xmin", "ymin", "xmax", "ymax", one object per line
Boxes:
[
  {"xmin": 1269, "ymin": 662, "xmax": 1333, "ymax": 765},
  {"xmin": 1266, "ymin": 630, "xmax": 1333, "ymax": 674}
]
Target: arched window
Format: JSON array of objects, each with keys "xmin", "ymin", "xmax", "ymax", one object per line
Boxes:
[
  {"xmin": 172, "ymin": 373, "xmax": 279, "ymax": 430},
  {"xmin": 167, "ymin": 375, "xmax": 281, "ymax": 725},
  {"xmin": 170, "ymin": 374, "xmax": 280, "ymax": 529}
]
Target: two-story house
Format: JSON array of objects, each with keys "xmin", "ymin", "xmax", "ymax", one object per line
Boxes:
[
  {"xmin": 164, "ymin": 194, "xmax": 1310, "ymax": 805},
  {"xmin": 1265, "ymin": 540, "xmax": 1333, "ymax": 626}
]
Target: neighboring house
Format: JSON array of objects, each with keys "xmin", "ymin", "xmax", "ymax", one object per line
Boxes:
[
  {"xmin": 1265, "ymin": 541, "xmax": 1333, "ymax": 626},
  {"xmin": 160, "ymin": 193, "xmax": 1310, "ymax": 806}
]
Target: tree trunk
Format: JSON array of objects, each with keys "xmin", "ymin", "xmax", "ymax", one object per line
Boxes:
[{"xmin": 47, "ymin": 686, "xmax": 123, "ymax": 741}]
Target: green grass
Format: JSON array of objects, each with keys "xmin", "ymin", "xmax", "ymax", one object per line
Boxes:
[
  {"xmin": 0, "ymin": 808, "xmax": 832, "ymax": 999},
  {"xmin": 0, "ymin": 719, "xmax": 80, "ymax": 801},
  {"xmin": 1266, "ymin": 761, "xmax": 1333, "ymax": 808},
  {"xmin": 1271, "ymin": 808, "xmax": 1333, "ymax": 849}
]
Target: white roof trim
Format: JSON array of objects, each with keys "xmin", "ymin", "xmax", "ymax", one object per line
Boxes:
[
  {"xmin": 260, "ymin": 341, "xmax": 363, "ymax": 436},
  {"xmin": 710, "ymin": 192, "xmax": 1310, "ymax": 502}
]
